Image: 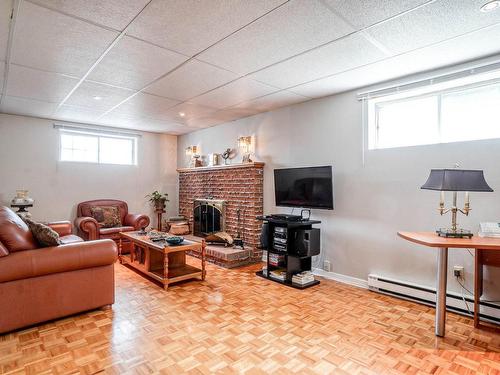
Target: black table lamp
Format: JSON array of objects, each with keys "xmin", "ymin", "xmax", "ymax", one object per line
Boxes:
[{"xmin": 421, "ymin": 168, "xmax": 493, "ymax": 238}]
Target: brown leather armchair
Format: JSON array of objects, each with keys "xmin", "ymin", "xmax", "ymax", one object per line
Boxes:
[
  {"xmin": 75, "ymin": 199, "xmax": 150, "ymax": 253},
  {"xmin": 0, "ymin": 206, "xmax": 117, "ymax": 333}
]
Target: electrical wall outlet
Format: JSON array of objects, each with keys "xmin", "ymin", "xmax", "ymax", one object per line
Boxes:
[
  {"xmin": 453, "ymin": 266, "xmax": 464, "ymax": 278},
  {"xmin": 323, "ymin": 260, "xmax": 331, "ymax": 272}
]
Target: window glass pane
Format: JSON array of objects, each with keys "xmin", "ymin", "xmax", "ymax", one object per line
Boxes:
[
  {"xmin": 99, "ymin": 137, "xmax": 134, "ymax": 165},
  {"xmin": 441, "ymin": 84, "xmax": 500, "ymax": 143},
  {"xmin": 60, "ymin": 133, "xmax": 98, "ymax": 162},
  {"xmin": 375, "ymin": 96, "xmax": 439, "ymax": 149}
]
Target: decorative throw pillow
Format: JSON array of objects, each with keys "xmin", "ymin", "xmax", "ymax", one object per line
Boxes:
[
  {"xmin": 24, "ymin": 218, "xmax": 61, "ymax": 247},
  {"xmin": 90, "ymin": 206, "xmax": 121, "ymax": 228}
]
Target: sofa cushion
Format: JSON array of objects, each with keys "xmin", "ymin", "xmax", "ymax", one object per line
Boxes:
[
  {"xmin": 24, "ymin": 218, "xmax": 61, "ymax": 247},
  {"xmin": 59, "ymin": 234, "xmax": 84, "ymax": 245},
  {"xmin": 0, "ymin": 207, "xmax": 37, "ymax": 252},
  {"xmin": 0, "ymin": 239, "xmax": 117, "ymax": 283},
  {"xmin": 91, "ymin": 206, "xmax": 121, "ymax": 228},
  {"xmin": 99, "ymin": 226, "xmax": 134, "ymax": 240}
]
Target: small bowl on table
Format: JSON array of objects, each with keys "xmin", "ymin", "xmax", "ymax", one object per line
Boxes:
[{"xmin": 166, "ymin": 236, "xmax": 184, "ymax": 245}]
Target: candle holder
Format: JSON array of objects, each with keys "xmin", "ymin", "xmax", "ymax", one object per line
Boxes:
[{"xmin": 421, "ymin": 168, "xmax": 493, "ymax": 238}]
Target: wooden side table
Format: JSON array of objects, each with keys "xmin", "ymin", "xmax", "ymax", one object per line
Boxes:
[{"xmin": 398, "ymin": 231, "xmax": 500, "ymax": 336}]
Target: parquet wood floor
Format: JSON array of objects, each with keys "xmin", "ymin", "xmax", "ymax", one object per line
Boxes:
[{"xmin": 1, "ymin": 259, "xmax": 499, "ymax": 375}]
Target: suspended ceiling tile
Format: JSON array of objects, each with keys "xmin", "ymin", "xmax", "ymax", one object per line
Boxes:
[
  {"xmin": 54, "ymin": 104, "xmax": 108, "ymax": 123},
  {"xmin": 88, "ymin": 36, "xmax": 188, "ymax": 90},
  {"xmin": 110, "ymin": 91, "xmax": 180, "ymax": 119},
  {"xmin": 143, "ymin": 59, "xmax": 238, "ymax": 101},
  {"xmin": 64, "ymin": 80, "xmax": 136, "ymax": 110},
  {"xmin": 164, "ymin": 102, "xmax": 218, "ymax": 123},
  {"xmin": 6, "ymin": 64, "xmax": 78, "ymax": 103},
  {"xmin": 366, "ymin": 0, "xmax": 500, "ymax": 55},
  {"xmin": 197, "ymin": 0, "xmax": 355, "ymax": 75},
  {"xmin": 126, "ymin": 0, "xmax": 287, "ymax": 56},
  {"xmin": 190, "ymin": 77, "xmax": 278, "ymax": 109},
  {"xmin": 322, "ymin": 0, "xmax": 430, "ymax": 29},
  {"xmin": 250, "ymin": 33, "xmax": 386, "ymax": 89},
  {"xmin": 11, "ymin": 1, "xmax": 119, "ymax": 76},
  {"xmin": 0, "ymin": 0, "xmax": 12, "ymax": 61},
  {"xmin": 290, "ymin": 22, "xmax": 500, "ymax": 98},
  {"xmin": 0, "ymin": 95, "xmax": 58, "ymax": 118},
  {"xmin": 98, "ymin": 112, "xmax": 186, "ymax": 133},
  {"xmin": 233, "ymin": 90, "xmax": 309, "ymax": 112},
  {"xmin": 28, "ymin": 0, "xmax": 151, "ymax": 31}
]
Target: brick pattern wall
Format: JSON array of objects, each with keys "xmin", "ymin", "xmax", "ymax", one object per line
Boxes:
[{"xmin": 179, "ymin": 164, "xmax": 264, "ymax": 262}]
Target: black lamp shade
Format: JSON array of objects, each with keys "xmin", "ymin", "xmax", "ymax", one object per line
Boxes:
[{"xmin": 421, "ymin": 169, "xmax": 493, "ymax": 192}]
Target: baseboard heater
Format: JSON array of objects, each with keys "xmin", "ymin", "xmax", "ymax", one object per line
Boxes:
[{"xmin": 368, "ymin": 274, "xmax": 500, "ymax": 324}]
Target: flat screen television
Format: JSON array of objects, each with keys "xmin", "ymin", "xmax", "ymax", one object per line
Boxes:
[{"xmin": 274, "ymin": 166, "xmax": 333, "ymax": 210}]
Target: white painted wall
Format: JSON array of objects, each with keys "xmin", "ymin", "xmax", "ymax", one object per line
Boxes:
[
  {"xmin": 0, "ymin": 113, "xmax": 178, "ymax": 225},
  {"xmin": 178, "ymin": 90, "xmax": 500, "ymax": 299}
]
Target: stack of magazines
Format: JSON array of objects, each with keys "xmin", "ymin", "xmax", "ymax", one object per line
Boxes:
[
  {"xmin": 269, "ymin": 269, "xmax": 286, "ymax": 281},
  {"xmin": 292, "ymin": 271, "xmax": 315, "ymax": 285}
]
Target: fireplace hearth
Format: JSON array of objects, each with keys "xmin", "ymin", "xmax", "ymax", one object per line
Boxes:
[
  {"xmin": 193, "ymin": 199, "xmax": 226, "ymax": 237},
  {"xmin": 178, "ymin": 162, "xmax": 264, "ymax": 267}
]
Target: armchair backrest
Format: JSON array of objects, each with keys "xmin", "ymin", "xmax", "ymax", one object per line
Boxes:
[
  {"xmin": 0, "ymin": 206, "xmax": 38, "ymax": 253},
  {"xmin": 77, "ymin": 200, "xmax": 129, "ymax": 224}
]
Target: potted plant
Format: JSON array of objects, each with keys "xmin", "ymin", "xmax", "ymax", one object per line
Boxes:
[{"xmin": 146, "ymin": 191, "xmax": 169, "ymax": 211}]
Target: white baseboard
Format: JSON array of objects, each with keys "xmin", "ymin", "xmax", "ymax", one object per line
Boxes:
[{"xmin": 312, "ymin": 268, "xmax": 368, "ymax": 289}]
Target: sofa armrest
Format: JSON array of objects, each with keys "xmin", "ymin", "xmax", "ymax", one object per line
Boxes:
[
  {"xmin": 0, "ymin": 239, "xmax": 117, "ymax": 283},
  {"xmin": 47, "ymin": 221, "xmax": 72, "ymax": 237},
  {"xmin": 124, "ymin": 213, "xmax": 150, "ymax": 230},
  {"xmin": 75, "ymin": 216, "xmax": 99, "ymax": 240}
]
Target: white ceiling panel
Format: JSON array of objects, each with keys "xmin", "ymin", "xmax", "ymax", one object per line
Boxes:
[
  {"xmin": 366, "ymin": 0, "xmax": 500, "ymax": 55},
  {"xmin": 183, "ymin": 116, "xmax": 225, "ymax": 129},
  {"xmin": 27, "ymin": 0, "xmax": 150, "ymax": 31},
  {"xmin": 126, "ymin": 0, "xmax": 287, "ymax": 56},
  {"xmin": 190, "ymin": 77, "xmax": 278, "ymax": 109},
  {"xmin": 88, "ymin": 36, "xmax": 188, "ymax": 90},
  {"xmin": 233, "ymin": 90, "xmax": 309, "ymax": 112},
  {"xmin": 164, "ymin": 102, "xmax": 218, "ymax": 123},
  {"xmin": 110, "ymin": 91, "xmax": 180, "ymax": 119},
  {"xmin": 197, "ymin": 0, "xmax": 355, "ymax": 75},
  {"xmin": 98, "ymin": 112, "xmax": 187, "ymax": 133},
  {"xmin": 322, "ymin": 0, "xmax": 429, "ymax": 29},
  {"xmin": 6, "ymin": 64, "xmax": 78, "ymax": 103},
  {"xmin": 290, "ymin": 23, "xmax": 500, "ymax": 98},
  {"xmin": 144, "ymin": 60, "xmax": 238, "ymax": 101},
  {"xmin": 250, "ymin": 33, "xmax": 386, "ymax": 89},
  {"xmin": 11, "ymin": 1, "xmax": 119, "ymax": 76},
  {"xmin": 0, "ymin": 95, "xmax": 58, "ymax": 118},
  {"xmin": 0, "ymin": 0, "xmax": 12, "ymax": 61},
  {"xmin": 65, "ymin": 81, "xmax": 136, "ymax": 110},
  {"xmin": 54, "ymin": 104, "xmax": 108, "ymax": 123}
]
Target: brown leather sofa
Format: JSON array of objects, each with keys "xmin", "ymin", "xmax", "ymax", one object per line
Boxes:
[
  {"xmin": 0, "ymin": 206, "xmax": 117, "ymax": 334},
  {"xmin": 75, "ymin": 199, "xmax": 150, "ymax": 254}
]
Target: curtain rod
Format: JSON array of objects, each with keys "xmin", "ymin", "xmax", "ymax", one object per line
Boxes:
[{"xmin": 357, "ymin": 58, "xmax": 500, "ymax": 101}]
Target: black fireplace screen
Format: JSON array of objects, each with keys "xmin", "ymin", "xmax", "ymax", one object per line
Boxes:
[{"xmin": 193, "ymin": 199, "xmax": 225, "ymax": 237}]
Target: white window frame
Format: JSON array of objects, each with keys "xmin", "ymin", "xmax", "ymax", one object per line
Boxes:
[
  {"xmin": 364, "ymin": 66, "xmax": 500, "ymax": 150},
  {"xmin": 57, "ymin": 125, "xmax": 139, "ymax": 166}
]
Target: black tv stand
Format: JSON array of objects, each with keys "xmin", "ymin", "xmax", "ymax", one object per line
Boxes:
[
  {"xmin": 268, "ymin": 213, "xmax": 302, "ymax": 221},
  {"xmin": 256, "ymin": 215, "xmax": 321, "ymax": 289}
]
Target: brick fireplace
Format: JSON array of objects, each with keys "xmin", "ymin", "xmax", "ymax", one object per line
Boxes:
[{"xmin": 178, "ymin": 162, "xmax": 264, "ymax": 267}]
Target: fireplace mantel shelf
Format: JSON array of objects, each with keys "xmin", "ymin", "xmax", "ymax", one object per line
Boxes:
[{"xmin": 177, "ymin": 162, "xmax": 265, "ymax": 173}]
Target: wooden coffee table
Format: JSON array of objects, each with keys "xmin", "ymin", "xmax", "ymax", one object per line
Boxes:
[{"xmin": 119, "ymin": 232, "xmax": 206, "ymax": 290}]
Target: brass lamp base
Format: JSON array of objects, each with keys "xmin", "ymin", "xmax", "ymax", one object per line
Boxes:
[{"xmin": 436, "ymin": 228, "xmax": 473, "ymax": 238}]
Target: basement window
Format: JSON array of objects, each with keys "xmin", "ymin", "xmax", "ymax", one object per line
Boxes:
[
  {"xmin": 363, "ymin": 66, "xmax": 500, "ymax": 150},
  {"xmin": 58, "ymin": 126, "xmax": 138, "ymax": 165}
]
